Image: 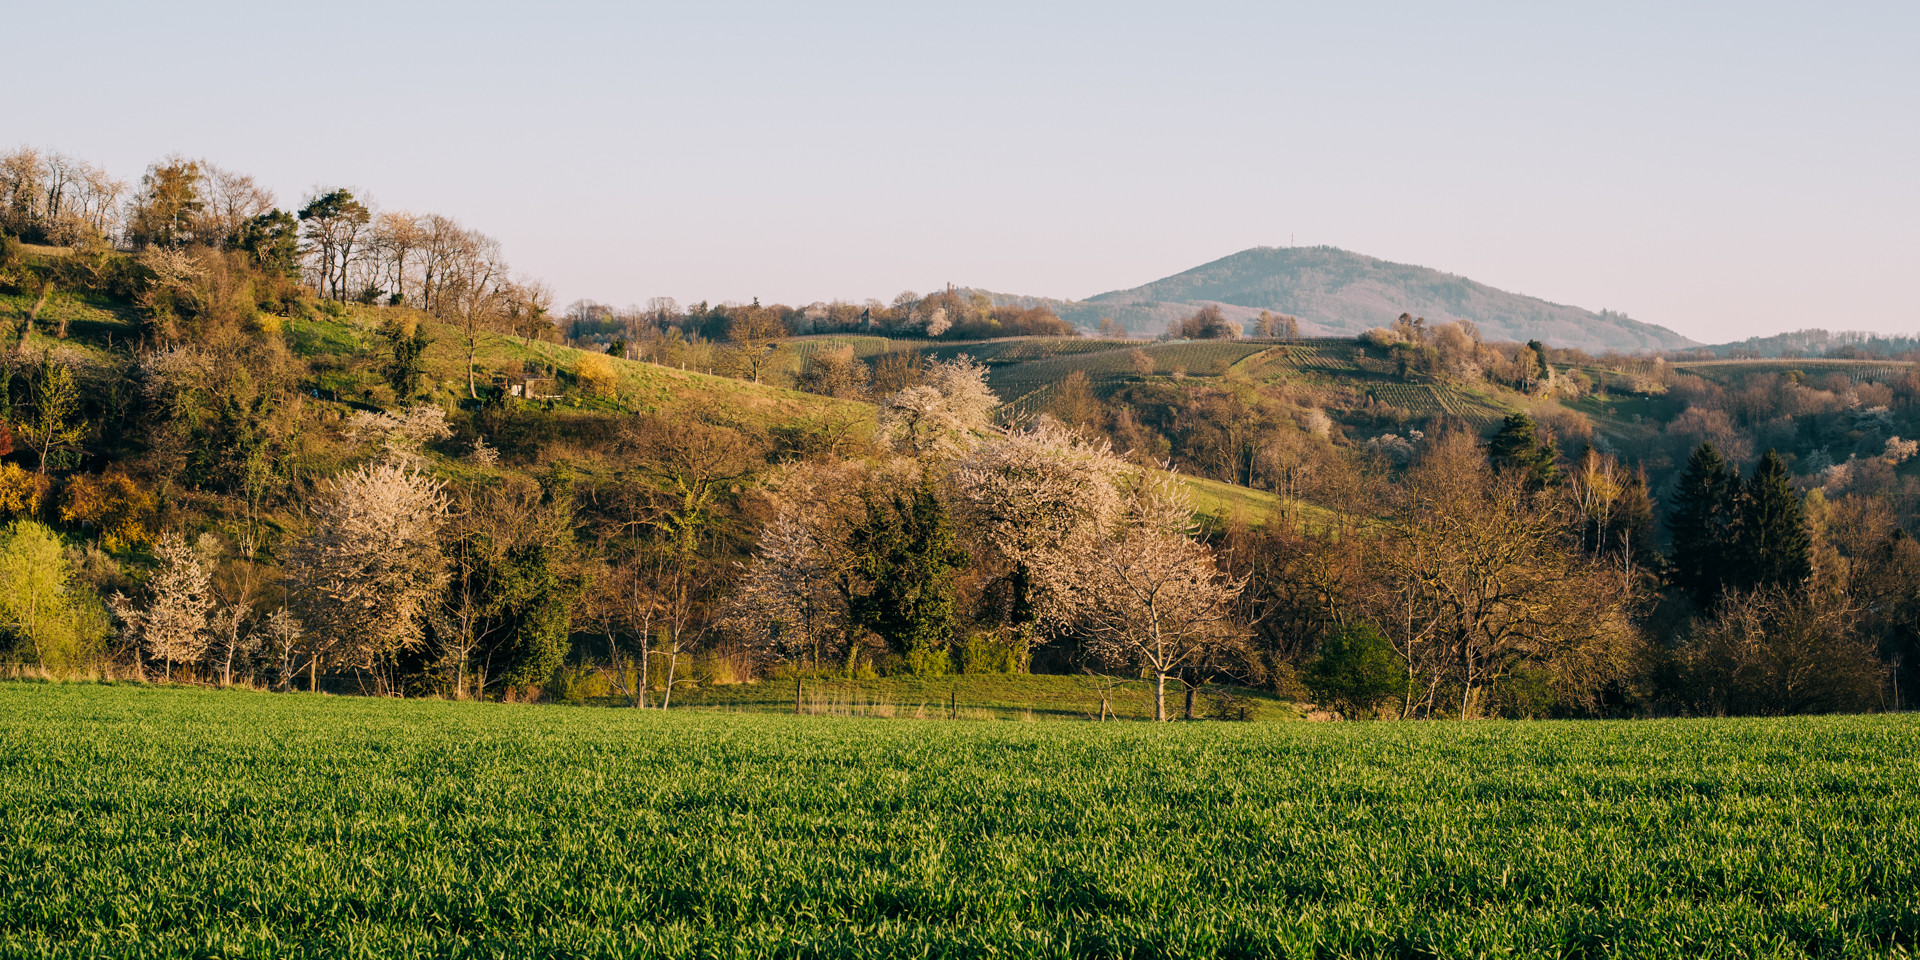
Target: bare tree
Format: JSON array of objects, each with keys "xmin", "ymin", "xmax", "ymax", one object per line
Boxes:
[
  {"xmin": 1371, "ymin": 433, "xmax": 1638, "ymax": 719},
  {"xmin": 373, "ymin": 211, "xmax": 426, "ymax": 306},
  {"xmin": 199, "ymin": 165, "xmax": 275, "ymax": 248},
  {"xmin": 252, "ymin": 606, "xmax": 307, "ymax": 692},
  {"xmin": 726, "ymin": 301, "xmax": 786, "ymax": 383},
  {"xmin": 435, "ymin": 228, "xmax": 509, "ymax": 398}
]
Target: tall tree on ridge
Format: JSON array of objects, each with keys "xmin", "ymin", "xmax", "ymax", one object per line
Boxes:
[
  {"xmin": 1667, "ymin": 442, "xmax": 1741, "ymax": 609},
  {"xmin": 1734, "ymin": 449, "xmax": 1811, "ymax": 593}
]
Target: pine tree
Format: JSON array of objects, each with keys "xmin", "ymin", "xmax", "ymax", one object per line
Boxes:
[
  {"xmin": 1487, "ymin": 414, "xmax": 1558, "ymax": 488},
  {"xmin": 1735, "ymin": 449, "xmax": 1811, "ymax": 592},
  {"xmin": 1667, "ymin": 442, "xmax": 1740, "ymax": 608}
]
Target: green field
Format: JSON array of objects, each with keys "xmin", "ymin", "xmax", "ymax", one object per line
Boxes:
[{"xmin": 3, "ymin": 684, "xmax": 1915, "ymax": 958}]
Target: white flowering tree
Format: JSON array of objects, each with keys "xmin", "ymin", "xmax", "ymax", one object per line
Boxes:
[
  {"xmin": 110, "ymin": 532, "xmax": 213, "ymax": 681},
  {"xmin": 949, "ymin": 421, "xmax": 1125, "ymax": 643},
  {"xmin": 282, "ymin": 460, "xmax": 449, "ymax": 695},
  {"xmin": 877, "ymin": 357, "xmax": 998, "ymax": 457},
  {"xmin": 1031, "ymin": 469, "xmax": 1246, "ymax": 721}
]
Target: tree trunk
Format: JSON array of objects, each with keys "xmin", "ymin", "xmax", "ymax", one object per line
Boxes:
[
  {"xmin": 638, "ymin": 638, "xmax": 650, "ymax": 709},
  {"xmin": 795, "ymin": 675, "xmax": 803, "ymax": 715},
  {"xmin": 466, "ymin": 328, "xmax": 479, "ymax": 399},
  {"xmin": 1184, "ymin": 681, "xmax": 1197, "ymax": 721},
  {"xmin": 660, "ymin": 648, "xmax": 677, "ymax": 710},
  {"xmin": 1154, "ymin": 672, "xmax": 1167, "ymax": 722}
]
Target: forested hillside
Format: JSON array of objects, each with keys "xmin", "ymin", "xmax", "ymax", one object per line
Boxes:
[{"xmin": 1, "ymin": 144, "xmax": 1916, "ymax": 722}]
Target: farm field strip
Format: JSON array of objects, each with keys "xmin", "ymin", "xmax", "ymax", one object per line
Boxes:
[{"xmin": 2, "ymin": 684, "xmax": 1915, "ymax": 958}]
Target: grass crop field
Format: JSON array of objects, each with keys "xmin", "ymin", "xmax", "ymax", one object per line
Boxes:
[{"xmin": 3, "ymin": 684, "xmax": 1916, "ymax": 958}]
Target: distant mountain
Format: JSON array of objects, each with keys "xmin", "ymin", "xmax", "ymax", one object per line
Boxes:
[{"xmin": 968, "ymin": 246, "xmax": 1696, "ymax": 354}]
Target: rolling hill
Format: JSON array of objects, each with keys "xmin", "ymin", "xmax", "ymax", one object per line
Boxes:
[{"xmin": 967, "ymin": 246, "xmax": 1696, "ymax": 354}]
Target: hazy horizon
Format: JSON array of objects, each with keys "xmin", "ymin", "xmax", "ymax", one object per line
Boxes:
[{"xmin": 10, "ymin": 1, "xmax": 1916, "ymax": 343}]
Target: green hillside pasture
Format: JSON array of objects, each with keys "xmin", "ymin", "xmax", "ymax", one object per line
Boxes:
[
  {"xmin": 1673, "ymin": 358, "xmax": 1918, "ymax": 387},
  {"xmin": 292, "ymin": 311, "xmax": 870, "ymax": 434},
  {"xmin": 986, "ymin": 340, "xmax": 1270, "ymax": 399},
  {"xmin": 0, "ymin": 291, "xmax": 139, "ymax": 355},
  {"xmin": 3, "ymin": 683, "xmax": 1916, "ymax": 958}
]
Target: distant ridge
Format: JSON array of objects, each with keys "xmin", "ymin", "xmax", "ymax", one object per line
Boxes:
[
  {"xmin": 1697, "ymin": 328, "xmax": 1920, "ymax": 359},
  {"xmin": 965, "ymin": 246, "xmax": 1695, "ymax": 354}
]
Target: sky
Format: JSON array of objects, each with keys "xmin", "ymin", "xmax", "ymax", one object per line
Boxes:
[{"xmin": 8, "ymin": 1, "xmax": 1917, "ymax": 343}]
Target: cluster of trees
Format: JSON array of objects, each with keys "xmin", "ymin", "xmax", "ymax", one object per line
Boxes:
[
  {"xmin": 3, "ymin": 142, "xmax": 1916, "ymax": 721},
  {"xmin": 563, "ymin": 286, "xmax": 1075, "ymax": 363}
]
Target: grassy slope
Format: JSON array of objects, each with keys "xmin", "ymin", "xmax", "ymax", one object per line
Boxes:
[
  {"xmin": 4, "ymin": 683, "xmax": 1916, "ymax": 958},
  {"xmin": 637, "ymin": 672, "xmax": 1299, "ymax": 721},
  {"xmin": 289, "ymin": 308, "xmax": 870, "ymax": 433}
]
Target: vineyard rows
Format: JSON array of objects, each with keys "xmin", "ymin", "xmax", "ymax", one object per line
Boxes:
[
  {"xmin": 1674, "ymin": 359, "xmax": 1917, "ymax": 387},
  {"xmin": 1359, "ymin": 382, "xmax": 1512, "ymax": 427},
  {"xmin": 985, "ymin": 341, "xmax": 1271, "ymax": 398}
]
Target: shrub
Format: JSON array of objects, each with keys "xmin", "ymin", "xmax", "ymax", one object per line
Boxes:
[
  {"xmin": 960, "ymin": 630, "xmax": 1025, "ymax": 675},
  {"xmin": 60, "ymin": 472, "xmax": 156, "ymax": 552},
  {"xmin": 574, "ymin": 353, "xmax": 619, "ymax": 398},
  {"xmin": 0, "ymin": 463, "xmax": 50, "ymax": 519},
  {"xmin": 1304, "ymin": 624, "xmax": 1405, "ymax": 718}
]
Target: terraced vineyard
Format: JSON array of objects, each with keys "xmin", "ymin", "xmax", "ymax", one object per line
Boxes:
[
  {"xmin": 1674, "ymin": 358, "xmax": 1917, "ymax": 387},
  {"xmin": 785, "ymin": 335, "xmax": 937, "ymax": 364},
  {"xmin": 917, "ymin": 337, "xmax": 1140, "ymax": 367},
  {"xmin": 1357, "ymin": 382, "xmax": 1515, "ymax": 427},
  {"xmin": 987, "ymin": 341, "xmax": 1271, "ymax": 398}
]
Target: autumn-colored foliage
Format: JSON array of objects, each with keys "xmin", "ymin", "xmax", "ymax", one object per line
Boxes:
[{"xmin": 60, "ymin": 471, "xmax": 157, "ymax": 551}]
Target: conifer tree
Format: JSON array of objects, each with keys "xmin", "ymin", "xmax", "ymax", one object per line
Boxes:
[
  {"xmin": 843, "ymin": 481, "xmax": 970, "ymax": 675},
  {"xmin": 1486, "ymin": 414, "xmax": 1558, "ymax": 489},
  {"xmin": 1735, "ymin": 449, "xmax": 1811, "ymax": 592},
  {"xmin": 1667, "ymin": 442, "xmax": 1740, "ymax": 608}
]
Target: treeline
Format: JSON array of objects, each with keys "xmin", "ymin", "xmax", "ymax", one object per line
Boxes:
[
  {"xmin": 1691, "ymin": 328, "xmax": 1920, "ymax": 361},
  {"xmin": 564, "ymin": 286, "xmax": 1074, "ymax": 355}
]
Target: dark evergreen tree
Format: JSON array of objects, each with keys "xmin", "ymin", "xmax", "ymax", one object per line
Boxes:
[
  {"xmin": 1487, "ymin": 413, "xmax": 1558, "ymax": 488},
  {"xmin": 843, "ymin": 481, "xmax": 970, "ymax": 675},
  {"xmin": 1667, "ymin": 442, "xmax": 1741, "ymax": 608},
  {"xmin": 1525, "ymin": 339, "xmax": 1550, "ymax": 379},
  {"xmin": 1734, "ymin": 449, "xmax": 1811, "ymax": 591},
  {"xmin": 478, "ymin": 468, "xmax": 586, "ymax": 689},
  {"xmin": 380, "ymin": 321, "xmax": 430, "ymax": 397},
  {"xmin": 1609, "ymin": 466, "xmax": 1661, "ymax": 573},
  {"xmin": 235, "ymin": 209, "xmax": 302, "ymax": 279}
]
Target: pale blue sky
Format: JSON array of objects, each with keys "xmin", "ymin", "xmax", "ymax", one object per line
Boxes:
[{"xmin": 9, "ymin": 1, "xmax": 1916, "ymax": 342}]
